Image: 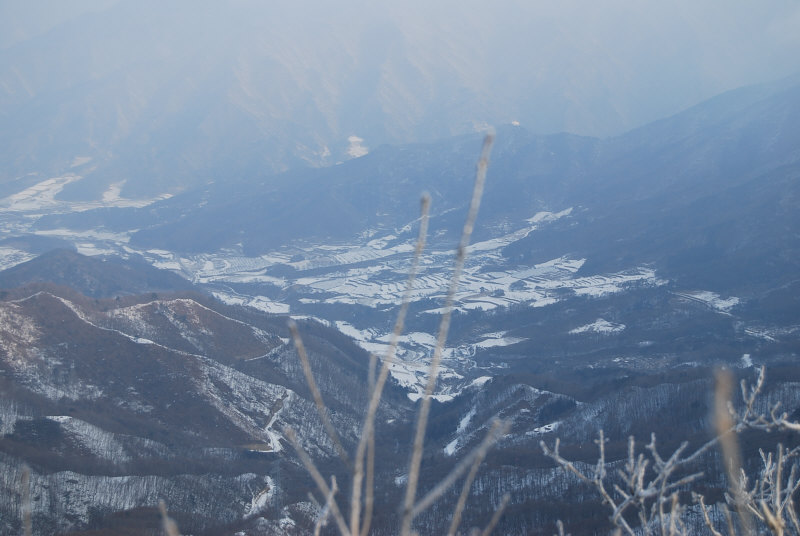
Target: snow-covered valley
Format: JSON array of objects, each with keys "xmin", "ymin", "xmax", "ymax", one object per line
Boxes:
[
  {"xmin": 0, "ymin": 169, "xmax": 774, "ymax": 405},
  {"xmin": 0, "ymin": 179, "xmax": 677, "ymax": 399},
  {"xmin": 0, "ymin": 74, "xmax": 799, "ymax": 535}
]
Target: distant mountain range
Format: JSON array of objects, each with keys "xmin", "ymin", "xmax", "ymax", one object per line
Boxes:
[
  {"xmin": 0, "ymin": 74, "xmax": 799, "ymax": 534},
  {"xmin": 76, "ymin": 75, "xmax": 797, "ymax": 300},
  {"xmin": 2, "ymin": 1, "xmax": 798, "ymax": 200},
  {"xmin": 0, "ymin": 248, "xmax": 194, "ymax": 297}
]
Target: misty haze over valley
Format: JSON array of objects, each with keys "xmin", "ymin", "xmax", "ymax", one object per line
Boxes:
[{"xmin": 0, "ymin": 2, "xmax": 799, "ymax": 535}]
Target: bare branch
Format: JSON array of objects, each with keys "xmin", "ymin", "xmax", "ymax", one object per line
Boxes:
[
  {"xmin": 480, "ymin": 493, "xmax": 510, "ymax": 536},
  {"xmin": 402, "ymin": 131, "xmax": 495, "ymax": 536},
  {"xmin": 288, "ymin": 320, "xmax": 351, "ymax": 466},
  {"xmin": 284, "ymin": 427, "xmax": 352, "ymax": 536},
  {"xmin": 411, "ymin": 419, "xmax": 509, "ymax": 519},
  {"xmin": 159, "ymin": 500, "xmax": 181, "ymax": 536},
  {"xmin": 352, "ymin": 193, "xmax": 430, "ymax": 536}
]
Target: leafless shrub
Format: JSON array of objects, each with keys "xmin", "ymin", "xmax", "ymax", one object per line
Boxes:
[
  {"xmin": 542, "ymin": 366, "xmax": 800, "ymax": 535},
  {"xmin": 703, "ymin": 443, "xmax": 800, "ymax": 536}
]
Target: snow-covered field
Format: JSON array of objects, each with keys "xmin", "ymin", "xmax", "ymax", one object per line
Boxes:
[
  {"xmin": 146, "ymin": 213, "xmax": 663, "ymax": 396},
  {"xmin": 140, "ymin": 210, "xmax": 663, "ymax": 320},
  {"xmin": 0, "ymin": 190, "xmax": 671, "ymax": 399},
  {"xmin": 0, "ymin": 174, "xmax": 171, "ymax": 216},
  {"xmin": 569, "ymin": 318, "xmax": 626, "ymax": 334}
]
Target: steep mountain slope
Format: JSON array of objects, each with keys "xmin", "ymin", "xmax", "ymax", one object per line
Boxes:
[
  {"xmin": 505, "ymin": 77, "xmax": 800, "ymax": 293},
  {"xmin": 105, "ymin": 76, "xmax": 798, "ymax": 267},
  {"xmin": 0, "ymin": 256, "xmax": 411, "ymax": 535}
]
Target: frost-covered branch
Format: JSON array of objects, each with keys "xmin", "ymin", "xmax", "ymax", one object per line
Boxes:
[{"xmin": 542, "ymin": 367, "xmax": 800, "ymax": 536}]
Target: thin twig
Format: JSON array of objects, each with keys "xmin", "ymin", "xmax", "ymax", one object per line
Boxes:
[
  {"xmin": 284, "ymin": 427, "xmax": 352, "ymax": 536},
  {"xmin": 402, "ymin": 131, "xmax": 495, "ymax": 536},
  {"xmin": 541, "ymin": 432, "xmax": 637, "ymax": 536},
  {"xmin": 694, "ymin": 493, "xmax": 724, "ymax": 536},
  {"xmin": 447, "ymin": 444, "xmax": 488, "ymax": 536},
  {"xmin": 288, "ymin": 319, "xmax": 351, "ymax": 466},
  {"xmin": 715, "ymin": 368, "xmax": 754, "ymax": 535},
  {"xmin": 411, "ymin": 419, "xmax": 509, "ymax": 519},
  {"xmin": 480, "ymin": 493, "xmax": 510, "ymax": 536},
  {"xmin": 159, "ymin": 500, "xmax": 181, "ymax": 536},
  {"xmin": 352, "ymin": 193, "xmax": 430, "ymax": 536}
]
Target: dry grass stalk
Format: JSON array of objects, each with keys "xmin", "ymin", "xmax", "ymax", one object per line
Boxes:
[
  {"xmin": 480, "ymin": 492, "xmax": 511, "ymax": 536},
  {"xmin": 284, "ymin": 427, "xmax": 352, "ymax": 536},
  {"xmin": 401, "ymin": 131, "xmax": 495, "ymax": 536},
  {"xmin": 544, "ymin": 366, "xmax": 800, "ymax": 535},
  {"xmin": 289, "ymin": 319, "xmax": 351, "ymax": 466},
  {"xmin": 350, "ymin": 193, "xmax": 430, "ymax": 536},
  {"xmin": 285, "ymin": 192, "xmax": 430, "ymax": 536},
  {"xmin": 314, "ymin": 476, "xmax": 339, "ymax": 536},
  {"xmin": 287, "ymin": 132, "xmax": 507, "ymax": 535},
  {"xmin": 410, "ymin": 419, "xmax": 509, "ymax": 519},
  {"xmin": 159, "ymin": 500, "xmax": 181, "ymax": 536},
  {"xmin": 447, "ymin": 439, "xmax": 491, "ymax": 536},
  {"xmin": 715, "ymin": 368, "xmax": 753, "ymax": 534},
  {"xmin": 361, "ymin": 352, "xmax": 378, "ymax": 536},
  {"xmin": 360, "ymin": 424, "xmax": 376, "ymax": 536}
]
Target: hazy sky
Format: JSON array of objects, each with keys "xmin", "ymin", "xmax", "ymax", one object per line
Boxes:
[
  {"xmin": 2, "ymin": 0, "xmax": 798, "ymax": 135},
  {"xmin": 1, "ymin": 0, "xmax": 799, "ymax": 192}
]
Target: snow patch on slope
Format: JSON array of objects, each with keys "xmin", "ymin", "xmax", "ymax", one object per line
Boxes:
[
  {"xmin": 0, "ymin": 247, "xmax": 36, "ymax": 271},
  {"xmin": 0, "ymin": 302, "xmax": 41, "ymax": 367},
  {"xmin": 346, "ymin": 135, "xmax": 369, "ymax": 158},
  {"xmin": 243, "ymin": 475, "xmax": 276, "ymax": 518},
  {"xmin": 197, "ymin": 358, "xmax": 292, "ymax": 452},
  {"xmin": 570, "ymin": 319, "xmax": 625, "ymax": 334},
  {"xmin": 526, "ymin": 207, "xmax": 573, "ymax": 224},
  {"xmin": 212, "ymin": 291, "xmax": 290, "ymax": 314},
  {"xmin": 675, "ymin": 290, "xmax": 740, "ymax": 313},
  {"xmin": 0, "ymin": 174, "xmax": 171, "ymax": 215},
  {"xmin": 0, "ymin": 175, "xmax": 81, "ymax": 210}
]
